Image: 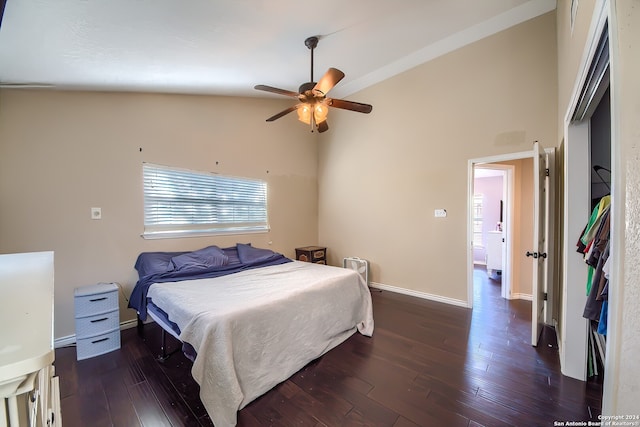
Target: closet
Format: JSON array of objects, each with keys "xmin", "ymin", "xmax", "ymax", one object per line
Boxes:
[
  {"xmin": 563, "ymin": 17, "xmax": 610, "ymax": 383},
  {"xmin": 579, "ymin": 86, "xmax": 610, "ymax": 378},
  {"xmin": 571, "ymin": 21, "xmax": 611, "ymax": 380}
]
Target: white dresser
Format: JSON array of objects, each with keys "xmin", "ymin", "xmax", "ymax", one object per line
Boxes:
[
  {"xmin": 0, "ymin": 251, "xmax": 60, "ymax": 427},
  {"xmin": 74, "ymin": 283, "xmax": 121, "ymax": 361},
  {"xmin": 486, "ymin": 230, "xmax": 504, "ymax": 277}
]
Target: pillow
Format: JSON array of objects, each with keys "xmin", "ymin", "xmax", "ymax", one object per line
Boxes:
[
  {"xmin": 170, "ymin": 245, "xmax": 229, "ymax": 271},
  {"xmin": 135, "ymin": 251, "xmax": 184, "ymax": 277},
  {"xmin": 222, "ymin": 245, "xmax": 242, "ymax": 266},
  {"xmin": 236, "ymin": 243, "xmax": 278, "ymax": 264}
]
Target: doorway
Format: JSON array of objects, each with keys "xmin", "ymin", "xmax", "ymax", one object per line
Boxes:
[
  {"xmin": 471, "ymin": 160, "xmax": 536, "ymax": 300},
  {"xmin": 468, "ymin": 148, "xmax": 554, "ymax": 346},
  {"xmin": 473, "ymin": 166, "xmax": 511, "ymax": 298}
]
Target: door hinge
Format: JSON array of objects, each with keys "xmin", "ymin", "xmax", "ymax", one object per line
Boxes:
[
  {"xmin": 545, "ymin": 168, "xmax": 550, "ymax": 177},
  {"xmin": 543, "ymin": 292, "xmax": 548, "ymax": 301}
]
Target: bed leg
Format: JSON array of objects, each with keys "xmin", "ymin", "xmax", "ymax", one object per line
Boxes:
[
  {"xmin": 137, "ymin": 315, "xmax": 144, "ymax": 337},
  {"xmin": 159, "ymin": 328, "xmax": 168, "ymax": 361},
  {"xmin": 156, "ymin": 328, "xmax": 180, "ymax": 363}
]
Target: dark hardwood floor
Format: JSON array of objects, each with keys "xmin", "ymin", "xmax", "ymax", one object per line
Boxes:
[{"xmin": 55, "ymin": 267, "xmax": 603, "ymax": 426}]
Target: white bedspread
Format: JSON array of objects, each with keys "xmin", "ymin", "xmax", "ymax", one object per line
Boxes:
[{"xmin": 146, "ymin": 260, "xmax": 374, "ymax": 426}]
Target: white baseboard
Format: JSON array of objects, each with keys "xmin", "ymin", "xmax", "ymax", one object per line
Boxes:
[
  {"xmin": 54, "ymin": 318, "xmax": 138, "ymax": 349},
  {"xmin": 512, "ymin": 293, "xmax": 533, "ymax": 301},
  {"xmin": 553, "ymin": 318, "xmax": 561, "ymax": 357},
  {"xmin": 370, "ymin": 281, "xmax": 469, "ymax": 308},
  {"xmin": 54, "ymin": 335, "xmax": 76, "ymax": 348}
]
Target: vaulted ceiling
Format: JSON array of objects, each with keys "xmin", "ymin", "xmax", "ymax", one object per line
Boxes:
[{"xmin": 0, "ymin": 0, "xmax": 555, "ymax": 98}]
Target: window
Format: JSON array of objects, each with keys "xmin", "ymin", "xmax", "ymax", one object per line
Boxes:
[
  {"xmin": 142, "ymin": 163, "xmax": 268, "ymax": 239},
  {"xmin": 473, "ymin": 194, "xmax": 483, "ymax": 247}
]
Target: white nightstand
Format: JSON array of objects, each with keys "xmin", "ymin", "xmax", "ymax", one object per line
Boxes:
[{"xmin": 74, "ymin": 282, "xmax": 121, "ymax": 360}]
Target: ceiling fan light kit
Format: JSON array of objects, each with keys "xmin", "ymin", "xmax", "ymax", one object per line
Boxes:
[
  {"xmin": 255, "ymin": 36, "xmax": 373, "ymax": 133},
  {"xmin": 297, "ymin": 102, "xmax": 328, "ymax": 125}
]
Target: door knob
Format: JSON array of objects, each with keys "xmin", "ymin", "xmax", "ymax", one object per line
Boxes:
[{"xmin": 526, "ymin": 251, "xmax": 538, "ymax": 258}]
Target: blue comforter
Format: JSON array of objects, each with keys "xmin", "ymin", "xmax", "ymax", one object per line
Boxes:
[{"xmin": 129, "ymin": 244, "xmax": 292, "ymax": 320}]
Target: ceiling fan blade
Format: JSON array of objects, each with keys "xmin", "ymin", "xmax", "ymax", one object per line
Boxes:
[
  {"xmin": 0, "ymin": 82, "xmax": 54, "ymax": 89},
  {"xmin": 254, "ymin": 85, "xmax": 300, "ymax": 98},
  {"xmin": 265, "ymin": 105, "xmax": 299, "ymax": 122},
  {"xmin": 313, "ymin": 68, "xmax": 345, "ymax": 96},
  {"xmin": 317, "ymin": 121, "xmax": 329, "ymax": 133},
  {"xmin": 327, "ymin": 98, "xmax": 373, "ymax": 114}
]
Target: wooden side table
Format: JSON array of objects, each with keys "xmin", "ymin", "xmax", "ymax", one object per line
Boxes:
[{"xmin": 295, "ymin": 246, "xmax": 327, "ymax": 264}]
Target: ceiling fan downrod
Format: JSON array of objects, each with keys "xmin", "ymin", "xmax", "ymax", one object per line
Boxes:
[{"xmin": 305, "ymin": 36, "xmax": 318, "ymax": 83}]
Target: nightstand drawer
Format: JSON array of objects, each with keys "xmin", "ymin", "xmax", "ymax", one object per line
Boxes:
[
  {"xmin": 75, "ymin": 309, "xmax": 119, "ymax": 339},
  {"xmin": 74, "ymin": 283, "xmax": 118, "ymax": 317},
  {"xmin": 76, "ymin": 329, "xmax": 121, "ymax": 361}
]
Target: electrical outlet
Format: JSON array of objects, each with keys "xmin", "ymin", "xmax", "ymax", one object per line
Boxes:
[
  {"xmin": 434, "ymin": 209, "xmax": 447, "ymax": 218},
  {"xmin": 91, "ymin": 207, "xmax": 102, "ymax": 220}
]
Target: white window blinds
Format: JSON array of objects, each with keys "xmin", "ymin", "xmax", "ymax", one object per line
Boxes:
[
  {"xmin": 143, "ymin": 163, "xmax": 268, "ymax": 238},
  {"xmin": 473, "ymin": 194, "xmax": 483, "ymax": 247}
]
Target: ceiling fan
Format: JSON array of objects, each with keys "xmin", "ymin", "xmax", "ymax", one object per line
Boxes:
[
  {"xmin": 0, "ymin": 82, "xmax": 54, "ymax": 89},
  {"xmin": 254, "ymin": 36, "xmax": 373, "ymax": 133}
]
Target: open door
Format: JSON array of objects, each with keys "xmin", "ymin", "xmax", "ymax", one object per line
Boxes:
[{"xmin": 530, "ymin": 141, "xmax": 547, "ymax": 346}]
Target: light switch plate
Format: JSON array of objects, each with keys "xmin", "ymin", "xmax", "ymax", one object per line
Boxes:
[
  {"xmin": 434, "ymin": 209, "xmax": 447, "ymax": 218},
  {"xmin": 91, "ymin": 207, "xmax": 102, "ymax": 220}
]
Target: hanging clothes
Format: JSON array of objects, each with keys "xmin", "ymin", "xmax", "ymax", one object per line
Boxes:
[
  {"xmin": 577, "ymin": 196, "xmax": 610, "ymax": 295},
  {"xmin": 579, "ymin": 195, "xmax": 611, "ymax": 335},
  {"xmin": 581, "ymin": 195, "xmax": 610, "ymax": 246},
  {"xmin": 583, "ymin": 241, "xmax": 609, "ymax": 321},
  {"xmin": 596, "ymin": 256, "xmax": 611, "ymax": 336},
  {"xmin": 597, "ymin": 301, "xmax": 608, "ymax": 336},
  {"xmin": 587, "ymin": 209, "xmax": 610, "ymax": 269}
]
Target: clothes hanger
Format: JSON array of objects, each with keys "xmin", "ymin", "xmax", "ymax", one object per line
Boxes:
[{"xmin": 593, "ymin": 165, "xmax": 611, "ymax": 192}]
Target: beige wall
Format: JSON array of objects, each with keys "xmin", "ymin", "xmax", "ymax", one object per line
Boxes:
[
  {"xmin": 554, "ymin": 0, "xmax": 600, "ymax": 351},
  {"xmin": 556, "ymin": 0, "xmax": 597, "ymax": 137},
  {"xmin": 0, "ymin": 89, "xmax": 319, "ymax": 339},
  {"xmin": 318, "ymin": 12, "xmax": 557, "ymax": 304}
]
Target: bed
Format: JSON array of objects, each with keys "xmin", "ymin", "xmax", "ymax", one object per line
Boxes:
[{"xmin": 128, "ymin": 243, "xmax": 374, "ymax": 426}]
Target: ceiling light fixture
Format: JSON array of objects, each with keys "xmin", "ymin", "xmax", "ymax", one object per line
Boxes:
[{"xmin": 255, "ymin": 36, "xmax": 373, "ymax": 133}]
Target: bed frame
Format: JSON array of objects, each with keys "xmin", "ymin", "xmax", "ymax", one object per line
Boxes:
[
  {"xmin": 136, "ymin": 313, "xmax": 181, "ymax": 362},
  {"xmin": 128, "ymin": 245, "xmax": 374, "ymax": 426}
]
